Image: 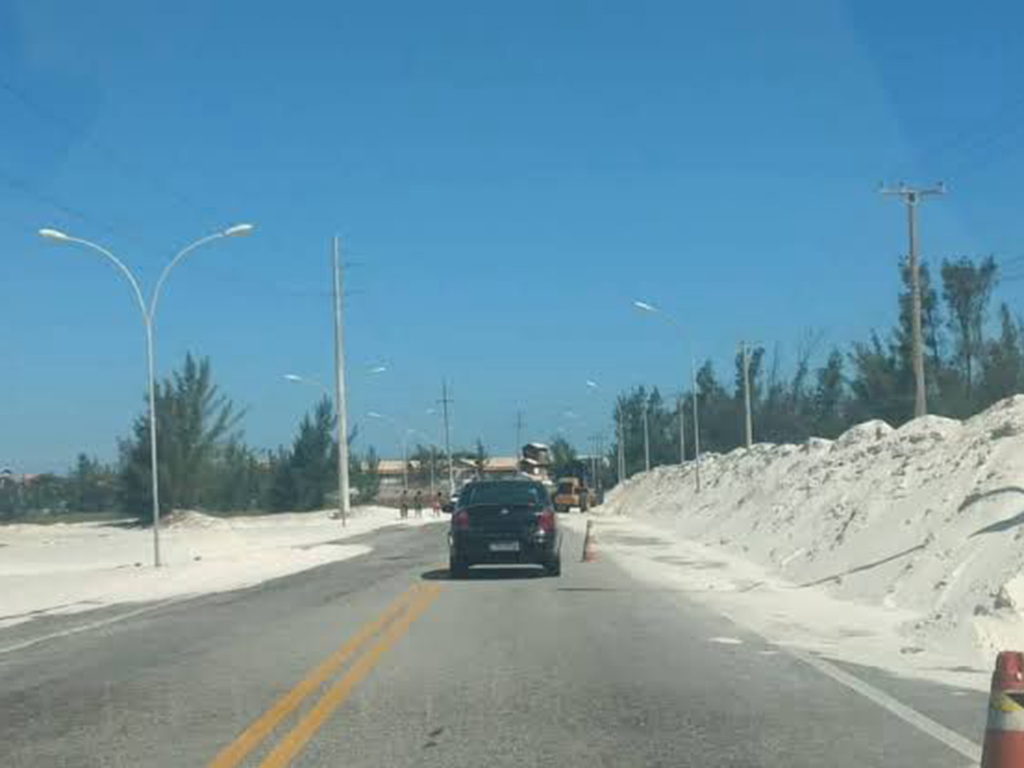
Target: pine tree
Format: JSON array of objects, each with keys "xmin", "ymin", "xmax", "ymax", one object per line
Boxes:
[
  {"xmin": 288, "ymin": 396, "xmax": 337, "ymax": 511},
  {"xmin": 812, "ymin": 348, "xmax": 846, "ymax": 438},
  {"xmin": 941, "ymin": 255, "xmax": 999, "ymax": 408},
  {"xmin": 118, "ymin": 354, "xmax": 242, "ymax": 517},
  {"xmin": 980, "ymin": 303, "xmax": 1024, "ymax": 405}
]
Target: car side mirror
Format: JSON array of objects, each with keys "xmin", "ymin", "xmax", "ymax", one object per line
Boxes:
[{"xmin": 442, "ymin": 502, "xmax": 455, "ymax": 514}]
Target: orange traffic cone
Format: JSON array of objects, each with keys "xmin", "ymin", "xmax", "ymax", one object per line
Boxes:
[
  {"xmin": 580, "ymin": 520, "xmax": 597, "ymax": 563},
  {"xmin": 982, "ymin": 651, "xmax": 1024, "ymax": 767}
]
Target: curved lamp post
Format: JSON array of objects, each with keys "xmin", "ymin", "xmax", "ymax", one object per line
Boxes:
[{"xmin": 39, "ymin": 223, "xmax": 254, "ymax": 566}]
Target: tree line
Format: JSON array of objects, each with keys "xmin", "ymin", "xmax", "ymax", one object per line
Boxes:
[
  {"xmin": 1, "ymin": 354, "xmax": 382, "ymax": 521},
  {"xmin": 5, "ymin": 253, "xmax": 1020, "ymax": 519},
  {"xmin": 602, "ymin": 254, "xmax": 1022, "ymax": 481}
]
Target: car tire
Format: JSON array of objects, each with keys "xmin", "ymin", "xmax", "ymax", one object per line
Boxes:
[
  {"xmin": 449, "ymin": 556, "xmax": 469, "ymax": 579},
  {"xmin": 544, "ymin": 554, "xmax": 562, "ymax": 577}
]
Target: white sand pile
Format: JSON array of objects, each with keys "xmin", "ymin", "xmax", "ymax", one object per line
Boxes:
[
  {"xmin": 593, "ymin": 395, "xmax": 1024, "ymax": 685},
  {"xmin": 0, "ymin": 505, "xmax": 442, "ymax": 631}
]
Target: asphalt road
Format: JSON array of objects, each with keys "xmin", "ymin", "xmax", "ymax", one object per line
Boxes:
[{"xmin": 0, "ymin": 519, "xmax": 987, "ymax": 767}]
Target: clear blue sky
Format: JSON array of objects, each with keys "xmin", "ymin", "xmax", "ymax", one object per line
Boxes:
[{"xmin": 3, "ymin": 0, "xmax": 1024, "ymax": 472}]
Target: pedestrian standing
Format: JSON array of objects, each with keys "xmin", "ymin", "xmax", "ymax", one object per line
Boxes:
[
  {"xmin": 399, "ymin": 489, "xmax": 409, "ymax": 520},
  {"xmin": 414, "ymin": 490, "xmax": 423, "ymax": 519},
  {"xmin": 432, "ymin": 491, "xmax": 442, "ymax": 518}
]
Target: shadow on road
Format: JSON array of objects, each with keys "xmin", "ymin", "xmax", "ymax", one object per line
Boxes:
[{"xmin": 421, "ymin": 566, "xmax": 546, "ymax": 581}]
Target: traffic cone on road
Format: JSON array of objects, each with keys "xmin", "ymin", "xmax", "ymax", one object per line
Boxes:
[
  {"xmin": 981, "ymin": 651, "xmax": 1024, "ymax": 767},
  {"xmin": 580, "ymin": 520, "xmax": 597, "ymax": 563}
]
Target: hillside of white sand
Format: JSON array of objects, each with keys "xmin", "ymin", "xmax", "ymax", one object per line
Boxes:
[{"xmin": 594, "ymin": 395, "xmax": 1024, "ymax": 686}]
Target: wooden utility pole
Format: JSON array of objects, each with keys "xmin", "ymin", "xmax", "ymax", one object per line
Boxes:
[
  {"xmin": 439, "ymin": 381, "xmax": 455, "ymax": 494},
  {"xmin": 881, "ymin": 182, "xmax": 945, "ymax": 418}
]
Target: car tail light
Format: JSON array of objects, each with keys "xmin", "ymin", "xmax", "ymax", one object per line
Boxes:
[
  {"xmin": 453, "ymin": 510, "xmax": 470, "ymax": 530},
  {"xmin": 536, "ymin": 509, "xmax": 555, "ymax": 533}
]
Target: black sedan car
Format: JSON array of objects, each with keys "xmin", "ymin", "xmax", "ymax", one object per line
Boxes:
[{"xmin": 448, "ymin": 480, "xmax": 561, "ymax": 578}]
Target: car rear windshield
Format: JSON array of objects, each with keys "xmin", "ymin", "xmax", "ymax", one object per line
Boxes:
[
  {"xmin": 557, "ymin": 483, "xmax": 574, "ymax": 494},
  {"xmin": 460, "ymin": 482, "xmax": 548, "ymax": 507}
]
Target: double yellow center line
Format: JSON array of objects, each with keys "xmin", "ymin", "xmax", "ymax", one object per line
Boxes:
[{"xmin": 207, "ymin": 583, "xmax": 441, "ymax": 768}]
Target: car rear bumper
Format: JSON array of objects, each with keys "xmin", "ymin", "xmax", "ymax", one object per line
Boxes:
[{"xmin": 450, "ymin": 531, "xmax": 559, "ymax": 564}]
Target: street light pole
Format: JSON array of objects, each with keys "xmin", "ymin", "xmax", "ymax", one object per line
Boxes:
[
  {"xmin": 332, "ymin": 236, "xmax": 351, "ymax": 525},
  {"xmin": 39, "ymin": 224, "xmax": 254, "ymax": 567},
  {"xmin": 642, "ymin": 399, "xmax": 650, "ymax": 472},
  {"xmin": 677, "ymin": 394, "xmax": 686, "ymax": 465},
  {"xmin": 617, "ymin": 402, "xmax": 626, "ymax": 481},
  {"xmin": 692, "ymin": 355, "xmax": 702, "ymax": 493},
  {"xmin": 440, "ymin": 380, "xmax": 455, "ymax": 495},
  {"xmin": 741, "ymin": 340, "xmax": 753, "ymax": 449},
  {"xmin": 633, "ymin": 299, "xmax": 702, "ymax": 493}
]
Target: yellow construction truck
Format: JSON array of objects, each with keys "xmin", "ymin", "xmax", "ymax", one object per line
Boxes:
[{"xmin": 552, "ymin": 477, "xmax": 596, "ymax": 513}]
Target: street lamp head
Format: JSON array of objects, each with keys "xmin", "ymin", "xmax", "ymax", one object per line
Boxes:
[
  {"xmin": 367, "ymin": 411, "xmax": 384, "ymax": 419},
  {"xmin": 586, "ymin": 380, "xmax": 599, "ymax": 389},
  {"xmin": 633, "ymin": 300, "xmax": 658, "ymax": 313},
  {"xmin": 283, "ymin": 374, "xmax": 303, "ymax": 382},
  {"xmin": 38, "ymin": 228, "xmax": 71, "ymax": 241},
  {"xmin": 223, "ymin": 223, "xmax": 254, "ymax": 237},
  {"xmin": 368, "ymin": 365, "xmax": 388, "ymax": 375}
]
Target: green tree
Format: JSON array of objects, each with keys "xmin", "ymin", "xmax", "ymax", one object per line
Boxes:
[
  {"xmin": 207, "ymin": 440, "xmax": 265, "ymax": 512},
  {"xmin": 351, "ymin": 446, "xmax": 382, "ymax": 504},
  {"xmin": 267, "ymin": 447, "xmax": 297, "ymax": 511},
  {"xmin": 941, "ymin": 255, "xmax": 998, "ymax": 406},
  {"xmin": 69, "ymin": 454, "xmax": 118, "ymax": 512},
  {"xmin": 812, "ymin": 348, "xmax": 846, "ymax": 438},
  {"xmin": 980, "ymin": 303, "xmax": 1024, "ymax": 405},
  {"xmin": 119, "ymin": 354, "xmax": 242, "ymax": 517},
  {"xmin": 848, "ymin": 332, "xmax": 908, "ymax": 426},
  {"xmin": 549, "ymin": 436, "xmax": 583, "ymax": 479},
  {"xmin": 288, "ymin": 396, "xmax": 337, "ymax": 511}
]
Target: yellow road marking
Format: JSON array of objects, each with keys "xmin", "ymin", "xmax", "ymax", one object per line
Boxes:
[
  {"xmin": 258, "ymin": 584, "xmax": 442, "ymax": 768},
  {"xmin": 206, "ymin": 584, "xmax": 424, "ymax": 768}
]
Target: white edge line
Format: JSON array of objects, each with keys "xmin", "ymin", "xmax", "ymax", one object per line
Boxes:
[
  {"xmin": 0, "ymin": 595, "xmax": 196, "ymax": 656},
  {"xmin": 595, "ymin": 528, "xmax": 984, "ymax": 764},
  {"xmin": 787, "ymin": 646, "xmax": 982, "ymax": 764}
]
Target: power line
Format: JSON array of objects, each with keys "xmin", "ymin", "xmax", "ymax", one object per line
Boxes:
[
  {"xmin": 0, "ymin": 79, "xmax": 218, "ymax": 224},
  {"xmin": 892, "ymin": 90, "xmax": 1024, "ymax": 180}
]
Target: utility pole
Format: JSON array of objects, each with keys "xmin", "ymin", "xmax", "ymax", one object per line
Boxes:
[
  {"xmin": 692, "ymin": 356, "xmax": 701, "ymax": 493},
  {"xmin": 429, "ymin": 445, "xmax": 436, "ymax": 496},
  {"xmin": 332, "ymin": 236, "xmax": 350, "ymax": 525},
  {"xmin": 881, "ymin": 182, "xmax": 945, "ymax": 418},
  {"xmin": 440, "ymin": 380, "xmax": 455, "ymax": 495},
  {"xmin": 515, "ymin": 410, "xmax": 525, "ymax": 458},
  {"xmin": 741, "ymin": 341, "xmax": 753, "ymax": 449},
  {"xmin": 616, "ymin": 402, "xmax": 626, "ymax": 482},
  {"xmin": 677, "ymin": 394, "xmax": 686, "ymax": 465},
  {"xmin": 642, "ymin": 399, "xmax": 651, "ymax": 472}
]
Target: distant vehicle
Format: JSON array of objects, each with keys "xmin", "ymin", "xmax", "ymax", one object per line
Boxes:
[
  {"xmin": 448, "ymin": 479, "xmax": 561, "ymax": 578},
  {"xmin": 552, "ymin": 477, "xmax": 596, "ymax": 512},
  {"xmin": 518, "ymin": 442, "xmax": 555, "ymax": 489}
]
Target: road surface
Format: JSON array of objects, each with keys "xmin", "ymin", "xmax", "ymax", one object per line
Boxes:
[{"xmin": 0, "ymin": 519, "xmax": 987, "ymax": 767}]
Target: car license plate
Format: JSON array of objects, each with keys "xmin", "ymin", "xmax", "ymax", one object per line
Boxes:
[{"xmin": 489, "ymin": 541, "xmax": 520, "ymax": 552}]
